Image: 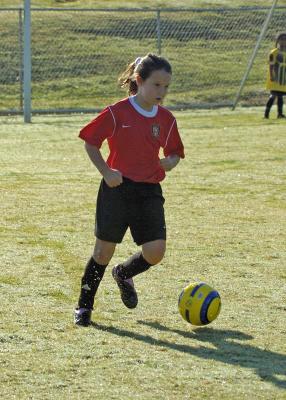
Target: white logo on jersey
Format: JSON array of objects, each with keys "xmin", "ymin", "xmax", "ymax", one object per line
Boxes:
[
  {"xmin": 151, "ymin": 124, "xmax": 160, "ymax": 138},
  {"xmin": 122, "ymin": 125, "xmax": 131, "ymax": 128}
]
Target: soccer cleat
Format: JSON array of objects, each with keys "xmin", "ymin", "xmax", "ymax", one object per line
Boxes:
[
  {"xmin": 74, "ymin": 308, "xmax": 92, "ymax": 327},
  {"xmin": 277, "ymin": 114, "xmax": 286, "ymax": 119},
  {"xmin": 112, "ymin": 266, "xmax": 138, "ymax": 309}
]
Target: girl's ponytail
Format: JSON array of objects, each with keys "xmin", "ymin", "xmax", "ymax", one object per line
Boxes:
[{"xmin": 118, "ymin": 61, "xmax": 138, "ymax": 96}]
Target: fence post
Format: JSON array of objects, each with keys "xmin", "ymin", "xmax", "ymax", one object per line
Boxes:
[
  {"xmin": 232, "ymin": 0, "xmax": 278, "ymax": 110},
  {"xmin": 19, "ymin": 8, "xmax": 23, "ymax": 111},
  {"xmin": 156, "ymin": 10, "xmax": 161, "ymax": 55},
  {"xmin": 23, "ymin": 0, "xmax": 31, "ymax": 123}
]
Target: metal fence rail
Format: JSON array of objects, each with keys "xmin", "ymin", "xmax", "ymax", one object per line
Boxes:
[{"xmin": 1, "ymin": 6, "xmax": 286, "ymax": 115}]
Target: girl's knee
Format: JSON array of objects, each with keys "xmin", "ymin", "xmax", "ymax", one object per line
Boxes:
[
  {"xmin": 93, "ymin": 250, "xmax": 109, "ymax": 265},
  {"xmin": 93, "ymin": 240, "xmax": 116, "ymax": 265},
  {"xmin": 142, "ymin": 240, "xmax": 166, "ymax": 265}
]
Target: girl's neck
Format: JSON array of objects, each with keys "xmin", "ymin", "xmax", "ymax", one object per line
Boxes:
[{"xmin": 134, "ymin": 94, "xmax": 154, "ymax": 112}]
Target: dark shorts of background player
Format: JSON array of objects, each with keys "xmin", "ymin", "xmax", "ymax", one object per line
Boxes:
[
  {"xmin": 95, "ymin": 177, "xmax": 166, "ymax": 246},
  {"xmin": 270, "ymin": 90, "xmax": 286, "ymax": 96}
]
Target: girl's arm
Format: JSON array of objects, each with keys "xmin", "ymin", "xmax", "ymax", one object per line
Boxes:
[
  {"xmin": 270, "ymin": 64, "xmax": 275, "ymax": 81},
  {"xmin": 85, "ymin": 142, "xmax": 122, "ymax": 187},
  {"xmin": 269, "ymin": 53, "xmax": 275, "ymax": 81}
]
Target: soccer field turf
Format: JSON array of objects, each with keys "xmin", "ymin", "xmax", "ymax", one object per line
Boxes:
[{"xmin": 0, "ymin": 107, "xmax": 285, "ymax": 399}]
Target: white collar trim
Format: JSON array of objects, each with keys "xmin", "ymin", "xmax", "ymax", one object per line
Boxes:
[{"xmin": 129, "ymin": 96, "xmax": 158, "ymax": 118}]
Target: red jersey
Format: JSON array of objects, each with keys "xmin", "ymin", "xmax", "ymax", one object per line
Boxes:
[{"xmin": 79, "ymin": 97, "xmax": 185, "ymax": 183}]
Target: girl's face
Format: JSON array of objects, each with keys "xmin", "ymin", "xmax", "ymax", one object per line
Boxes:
[
  {"xmin": 136, "ymin": 69, "xmax": 172, "ymax": 109},
  {"xmin": 278, "ymin": 36, "xmax": 286, "ymax": 50}
]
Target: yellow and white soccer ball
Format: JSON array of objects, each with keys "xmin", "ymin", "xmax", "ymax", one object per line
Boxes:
[{"xmin": 178, "ymin": 282, "xmax": 221, "ymax": 326}]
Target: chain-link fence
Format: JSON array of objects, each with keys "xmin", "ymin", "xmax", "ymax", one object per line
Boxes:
[
  {"xmin": 0, "ymin": 8, "xmax": 23, "ymax": 113},
  {"xmin": 1, "ymin": 6, "xmax": 286, "ymax": 114}
]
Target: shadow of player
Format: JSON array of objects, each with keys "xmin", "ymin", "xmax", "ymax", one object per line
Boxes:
[
  {"xmin": 91, "ymin": 320, "xmax": 286, "ymax": 389},
  {"xmin": 138, "ymin": 320, "xmax": 286, "ymax": 389}
]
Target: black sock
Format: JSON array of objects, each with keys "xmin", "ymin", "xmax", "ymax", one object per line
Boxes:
[
  {"xmin": 116, "ymin": 252, "xmax": 152, "ymax": 280},
  {"xmin": 277, "ymin": 96, "xmax": 284, "ymax": 116},
  {"xmin": 78, "ymin": 257, "xmax": 107, "ymax": 310},
  {"xmin": 265, "ymin": 94, "xmax": 276, "ymax": 117}
]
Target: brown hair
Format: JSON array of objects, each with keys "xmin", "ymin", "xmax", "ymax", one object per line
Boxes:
[
  {"xmin": 118, "ymin": 53, "xmax": 172, "ymax": 96},
  {"xmin": 276, "ymin": 32, "xmax": 286, "ymax": 47}
]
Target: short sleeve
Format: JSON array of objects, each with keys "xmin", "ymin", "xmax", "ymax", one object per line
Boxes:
[
  {"xmin": 163, "ymin": 119, "xmax": 185, "ymax": 159},
  {"xmin": 79, "ymin": 107, "xmax": 115, "ymax": 148}
]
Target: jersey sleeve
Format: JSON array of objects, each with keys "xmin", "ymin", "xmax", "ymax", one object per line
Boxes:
[
  {"xmin": 163, "ymin": 118, "xmax": 185, "ymax": 159},
  {"xmin": 78, "ymin": 107, "xmax": 115, "ymax": 148}
]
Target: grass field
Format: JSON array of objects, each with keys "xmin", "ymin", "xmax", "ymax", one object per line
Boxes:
[
  {"xmin": 2, "ymin": 1, "xmax": 286, "ymax": 9},
  {"xmin": 1, "ymin": 0, "xmax": 286, "ymax": 112},
  {"xmin": 0, "ymin": 107, "xmax": 285, "ymax": 399}
]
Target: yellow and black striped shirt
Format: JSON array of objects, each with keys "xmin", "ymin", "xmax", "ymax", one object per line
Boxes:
[{"xmin": 266, "ymin": 48, "xmax": 286, "ymax": 92}]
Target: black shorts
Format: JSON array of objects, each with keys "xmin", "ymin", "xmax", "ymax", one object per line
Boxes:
[
  {"xmin": 270, "ymin": 90, "xmax": 286, "ymax": 96},
  {"xmin": 95, "ymin": 177, "xmax": 166, "ymax": 245}
]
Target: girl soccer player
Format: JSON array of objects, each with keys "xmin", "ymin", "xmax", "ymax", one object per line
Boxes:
[
  {"xmin": 74, "ymin": 53, "xmax": 185, "ymax": 326},
  {"xmin": 264, "ymin": 32, "xmax": 286, "ymax": 119}
]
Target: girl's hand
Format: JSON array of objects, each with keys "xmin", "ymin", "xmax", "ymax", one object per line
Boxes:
[
  {"xmin": 160, "ymin": 155, "xmax": 180, "ymax": 171},
  {"xmin": 103, "ymin": 168, "xmax": 123, "ymax": 187}
]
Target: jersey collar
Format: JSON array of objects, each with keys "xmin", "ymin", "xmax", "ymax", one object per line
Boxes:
[{"xmin": 129, "ymin": 96, "xmax": 158, "ymax": 118}]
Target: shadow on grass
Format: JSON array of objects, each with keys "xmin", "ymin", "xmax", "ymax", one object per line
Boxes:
[{"xmin": 91, "ymin": 320, "xmax": 286, "ymax": 390}]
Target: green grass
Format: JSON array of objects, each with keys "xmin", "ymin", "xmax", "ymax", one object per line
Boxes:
[
  {"xmin": 0, "ymin": 107, "xmax": 286, "ymax": 399},
  {"xmin": 1, "ymin": 1, "xmax": 286, "ymax": 111},
  {"xmin": 1, "ymin": 1, "xmax": 286, "ymax": 9}
]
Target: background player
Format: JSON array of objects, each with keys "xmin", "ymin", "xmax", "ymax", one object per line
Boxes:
[{"xmin": 264, "ymin": 32, "xmax": 286, "ymax": 119}]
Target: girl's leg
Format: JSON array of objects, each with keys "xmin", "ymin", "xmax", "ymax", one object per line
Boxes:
[
  {"xmin": 265, "ymin": 93, "xmax": 276, "ymax": 118},
  {"xmin": 93, "ymin": 238, "xmax": 117, "ymax": 265},
  {"xmin": 112, "ymin": 181, "xmax": 166, "ymax": 308},
  {"xmin": 112, "ymin": 240, "xmax": 166, "ymax": 309},
  {"xmin": 115, "ymin": 239, "xmax": 166, "ymax": 280},
  {"xmin": 77, "ymin": 238, "xmax": 116, "ymax": 310},
  {"xmin": 142, "ymin": 239, "xmax": 166, "ymax": 265},
  {"xmin": 277, "ymin": 95, "xmax": 285, "ymax": 117}
]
